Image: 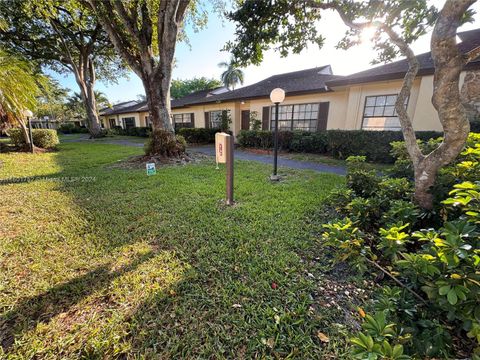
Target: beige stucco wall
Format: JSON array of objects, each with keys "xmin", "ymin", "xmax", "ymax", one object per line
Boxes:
[
  {"xmin": 100, "ymin": 112, "xmax": 142, "ymax": 129},
  {"xmin": 171, "ymin": 101, "xmax": 238, "ymax": 133},
  {"xmin": 339, "ymin": 78, "xmax": 436, "ymax": 130},
  {"xmin": 103, "ymin": 70, "xmax": 478, "ymax": 135}
]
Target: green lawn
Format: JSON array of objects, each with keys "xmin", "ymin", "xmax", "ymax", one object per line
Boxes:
[
  {"xmin": 0, "ymin": 142, "xmax": 353, "ymax": 359},
  {"xmin": 58, "ymin": 134, "xmax": 147, "ymax": 144}
]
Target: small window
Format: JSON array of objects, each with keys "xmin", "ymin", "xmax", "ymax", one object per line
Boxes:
[
  {"xmin": 173, "ymin": 113, "xmax": 193, "ymax": 131},
  {"xmin": 122, "ymin": 117, "xmax": 135, "ymax": 129},
  {"xmin": 362, "ymin": 95, "xmax": 408, "ymax": 131}
]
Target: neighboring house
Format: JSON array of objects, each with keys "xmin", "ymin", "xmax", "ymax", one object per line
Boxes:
[
  {"xmin": 30, "ymin": 117, "xmax": 87, "ymax": 130},
  {"xmin": 99, "ymin": 28, "xmax": 480, "ymax": 137}
]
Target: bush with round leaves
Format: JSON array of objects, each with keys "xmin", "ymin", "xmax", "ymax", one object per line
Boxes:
[{"xmin": 8, "ymin": 128, "xmax": 59, "ymax": 149}]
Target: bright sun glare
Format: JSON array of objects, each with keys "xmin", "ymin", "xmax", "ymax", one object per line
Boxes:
[{"xmin": 360, "ymin": 26, "xmax": 377, "ymax": 44}]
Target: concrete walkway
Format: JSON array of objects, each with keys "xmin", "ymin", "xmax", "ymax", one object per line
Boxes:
[
  {"xmin": 189, "ymin": 145, "xmax": 346, "ymax": 175},
  {"xmin": 61, "ymin": 135, "xmax": 345, "ymax": 175}
]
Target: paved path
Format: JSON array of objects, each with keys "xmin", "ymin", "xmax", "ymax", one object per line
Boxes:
[
  {"xmin": 61, "ymin": 135, "xmax": 345, "ymax": 175},
  {"xmin": 189, "ymin": 145, "xmax": 346, "ymax": 175}
]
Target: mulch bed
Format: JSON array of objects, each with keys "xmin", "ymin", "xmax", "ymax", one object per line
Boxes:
[{"xmin": 108, "ymin": 151, "xmax": 209, "ymax": 170}]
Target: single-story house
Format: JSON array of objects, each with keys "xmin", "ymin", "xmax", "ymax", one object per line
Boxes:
[{"xmin": 100, "ymin": 28, "xmax": 480, "ymax": 137}]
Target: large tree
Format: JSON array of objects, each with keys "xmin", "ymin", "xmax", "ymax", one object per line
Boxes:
[
  {"xmin": 0, "ymin": 0, "xmax": 125, "ymax": 138},
  {"xmin": 171, "ymin": 77, "xmax": 222, "ymax": 99},
  {"xmin": 85, "ymin": 0, "xmax": 193, "ymax": 153},
  {"xmin": 227, "ymin": 0, "xmax": 480, "ymax": 209}
]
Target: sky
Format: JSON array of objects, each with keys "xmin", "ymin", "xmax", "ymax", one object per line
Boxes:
[{"xmin": 48, "ymin": 1, "xmax": 480, "ymax": 104}]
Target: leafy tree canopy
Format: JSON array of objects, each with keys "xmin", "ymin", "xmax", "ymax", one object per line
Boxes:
[
  {"xmin": 0, "ymin": 0, "xmax": 125, "ymax": 81},
  {"xmin": 171, "ymin": 77, "xmax": 222, "ymax": 99},
  {"xmin": 225, "ymin": 0, "xmax": 439, "ymax": 66},
  {"xmin": 35, "ymin": 78, "xmax": 70, "ymax": 121}
]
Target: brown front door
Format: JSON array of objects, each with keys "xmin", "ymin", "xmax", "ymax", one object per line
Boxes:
[{"xmin": 241, "ymin": 110, "xmax": 250, "ymax": 130}]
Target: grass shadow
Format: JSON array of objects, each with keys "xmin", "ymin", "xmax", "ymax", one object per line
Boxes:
[{"xmin": 0, "ymin": 250, "xmax": 155, "ymax": 351}]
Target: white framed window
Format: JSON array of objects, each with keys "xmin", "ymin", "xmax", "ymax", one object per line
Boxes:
[
  {"xmin": 362, "ymin": 95, "xmax": 408, "ymax": 131},
  {"xmin": 270, "ymin": 103, "xmax": 320, "ymax": 132}
]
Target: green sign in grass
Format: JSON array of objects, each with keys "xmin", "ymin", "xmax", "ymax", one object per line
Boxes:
[{"xmin": 146, "ymin": 162, "xmax": 156, "ymax": 176}]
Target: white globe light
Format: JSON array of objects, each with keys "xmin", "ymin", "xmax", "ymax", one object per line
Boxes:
[
  {"xmin": 23, "ymin": 109, "xmax": 33, "ymax": 117},
  {"xmin": 270, "ymin": 88, "xmax": 285, "ymax": 104}
]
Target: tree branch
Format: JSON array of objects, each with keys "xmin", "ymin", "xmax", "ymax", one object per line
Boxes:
[
  {"xmin": 86, "ymin": 0, "xmax": 142, "ymax": 76},
  {"xmin": 465, "ymin": 45, "xmax": 480, "ymax": 63},
  {"xmin": 365, "ymin": 258, "xmax": 428, "ymax": 305}
]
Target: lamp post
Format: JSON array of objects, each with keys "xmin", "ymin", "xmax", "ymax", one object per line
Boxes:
[
  {"xmin": 269, "ymin": 88, "xmax": 285, "ymax": 181},
  {"xmin": 24, "ymin": 109, "xmax": 34, "ymax": 153}
]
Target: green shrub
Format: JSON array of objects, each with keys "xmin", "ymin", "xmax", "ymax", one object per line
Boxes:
[
  {"xmin": 321, "ymin": 135, "xmax": 480, "ymax": 358},
  {"xmin": 377, "ymin": 178, "xmax": 413, "ymax": 201},
  {"xmin": 57, "ymin": 123, "xmax": 89, "ymax": 134},
  {"xmin": 346, "ymin": 156, "xmax": 380, "ymax": 197},
  {"xmin": 58, "ymin": 123, "xmax": 75, "ymax": 134},
  {"xmin": 249, "ymin": 111, "xmax": 261, "ymax": 131},
  {"xmin": 107, "ymin": 126, "xmax": 150, "ymax": 137},
  {"xmin": 237, "ymin": 129, "xmax": 442, "ymax": 163},
  {"xmin": 290, "ymin": 131, "xmax": 328, "ymax": 153},
  {"xmin": 9, "ymin": 128, "xmax": 59, "ymax": 149},
  {"xmin": 237, "ymin": 130, "xmax": 273, "ymax": 149},
  {"xmin": 382, "ymin": 200, "xmax": 419, "ymax": 228},
  {"xmin": 177, "ymin": 128, "xmax": 230, "ymax": 144}
]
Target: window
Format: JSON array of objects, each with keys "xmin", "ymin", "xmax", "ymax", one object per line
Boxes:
[
  {"xmin": 173, "ymin": 113, "xmax": 193, "ymax": 131},
  {"xmin": 122, "ymin": 117, "xmax": 135, "ymax": 129},
  {"xmin": 362, "ymin": 95, "xmax": 408, "ymax": 131},
  {"xmin": 209, "ymin": 110, "xmax": 223, "ymax": 129},
  {"xmin": 270, "ymin": 103, "xmax": 320, "ymax": 132},
  {"xmin": 109, "ymin": 118, "xmax": 116, "ymax": 128}
]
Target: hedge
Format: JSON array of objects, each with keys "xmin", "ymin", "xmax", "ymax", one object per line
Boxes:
[
  {"xmin": 57, "ymin": 123, "xmax": 89, "ymax": 134},
  {"xmin": 237, "ymin": 130, "xmax": 443, "ymax": 163},
  {"xmin": 178, "ymin": 128, "xmax": 232, "ymax": 144},
  {"xmin": 106, "ymin": 126, "xmax": 151, "ymax": 137},
  {"xmin": 9, "ymin": 128, "xmax": 59, "ymax": 149}
]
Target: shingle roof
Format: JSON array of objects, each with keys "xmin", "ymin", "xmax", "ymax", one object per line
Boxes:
[
  {"xmin": 326, "ymin": 28, "xmax": 480, "ymax": 87},
  {"xmin": 99, "ymin": 100, "xmax": 145, "ymax": 116},
  {"xmin": 171, "ymin": 87, "xmax": 227, "ymax": 108},
  {"xmin": 175, "ymin": 65, "xmax": 343, "ymax": 107}
]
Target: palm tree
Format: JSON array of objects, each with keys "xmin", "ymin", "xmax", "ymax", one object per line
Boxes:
[
  {"xmin": 218, "ymin": 60, "xmax": 244, "ymax": 90},
  {"xmin": 66, "ymin": 91, "xmax": 111, "ymax": 121},
  {"xmin": 0, "ymin": 49, "xmax": 44, "ymax": 147}
]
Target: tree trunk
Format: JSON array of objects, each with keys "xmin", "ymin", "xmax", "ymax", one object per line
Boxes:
[
  {"xmin": 141, "ymin": 73, "xmax": 174, "ymax": 133},
  {"xmin": 72, "ymin": 57, "xmax": 103, "ymax": 138},
  {"xmin": 78, "ymin": 79, "xmax": 103, "ymax": 138},
  {"xmin": 17, "ymin": 117, "xmax": 31, "ymax": 150},
  {"xmin": 411, "ymin": 0, "xmax": 473, "ymax": 209}
]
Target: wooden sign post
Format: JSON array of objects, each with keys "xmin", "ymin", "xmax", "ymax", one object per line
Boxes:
[{"xmin": 215, "ymin": 132, "xmax": 234, "ymax": 205}]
